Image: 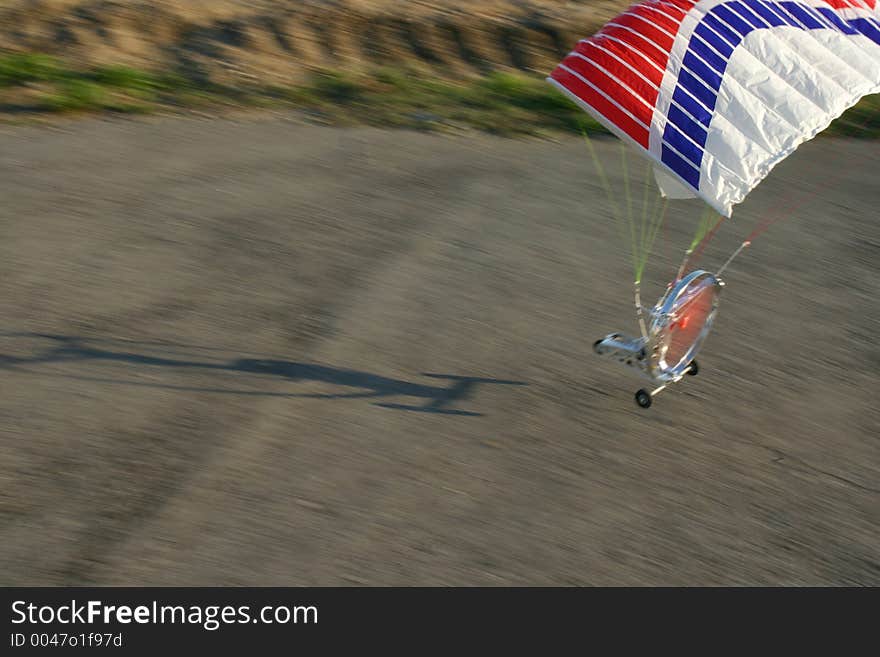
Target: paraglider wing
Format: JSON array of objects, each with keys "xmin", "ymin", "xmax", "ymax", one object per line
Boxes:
[{"xmin": 548, "ymin": 0, "xmax": 880, "ymax": 217}]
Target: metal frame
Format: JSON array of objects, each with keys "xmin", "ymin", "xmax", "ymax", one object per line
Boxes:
[{"xmin": 593, "ymin": 270, "xmax": 724, "ymax": 406}]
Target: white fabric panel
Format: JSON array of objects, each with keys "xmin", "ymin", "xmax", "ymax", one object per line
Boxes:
[{"xmin": 700, "ymin": 26, "xmax": 880, "ymax": 215}]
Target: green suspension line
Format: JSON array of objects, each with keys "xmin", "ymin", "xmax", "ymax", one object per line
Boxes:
[{"xmin": 580, "ymin": 127, "xmax": 670, "ymax": 286}]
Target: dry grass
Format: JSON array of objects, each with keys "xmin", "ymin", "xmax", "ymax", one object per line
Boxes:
[
  {"xmin": 0, "ymin": 2, "xmax": 877, "ymax": 137},
  {"xmin": 0, "ymin": 1, "xmax": 622, "ymax": 86}
]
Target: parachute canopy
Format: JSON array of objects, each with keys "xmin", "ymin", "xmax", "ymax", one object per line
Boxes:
[{"xmin": 548, "ymin": 0, "xmax": 880, "ymax": 217}]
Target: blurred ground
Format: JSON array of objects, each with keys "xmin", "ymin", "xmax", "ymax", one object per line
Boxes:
[
  {"xmin": 0, "ymin": 1, "xmax": 626, "ymax": 85},
  {"xmin": 0, "ymin": 115, "xmax": 877, "ymax": 585},
  {"xmin": 2, "ymin": 3, "xmax": 876, "ymax": 137}
]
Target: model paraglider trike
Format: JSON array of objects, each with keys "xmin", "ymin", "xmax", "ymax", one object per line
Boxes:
[
  {"xmin": 593, "ymin": 270, "xmax": 722, "ymax": 408},
  {"xmin": 543, "ymin": 0, "xmax": 880, "ymax": 407}
]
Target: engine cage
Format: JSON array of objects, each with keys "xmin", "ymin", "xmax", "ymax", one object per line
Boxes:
[{"xmin": 594, "ymin": 270, "xmax": 723, "ymax": 384}]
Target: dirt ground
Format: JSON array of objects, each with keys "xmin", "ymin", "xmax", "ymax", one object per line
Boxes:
[
  {"xmin": 0, "ymin": 115, "xmax": 878, "ymax": 585},
  {"xmin": 0, "ymin": 0, "xmax": 626, "ymax": 85}
]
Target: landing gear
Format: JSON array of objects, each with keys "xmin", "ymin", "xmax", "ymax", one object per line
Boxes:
[
  {"xmin": 687, "ymin": 359, "xmax": 699, "ymax": 376},
  {"xmin": 634, "ymin": 383, "xmax": 668, "ymax": 409},
  {"xmin": 635, "ymin": 389, "xmax": 652, "ymax": 409}
]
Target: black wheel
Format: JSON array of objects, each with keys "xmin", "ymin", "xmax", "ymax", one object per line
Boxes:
[
  {"xmin": 593, "ymin": 339, "xmax": 603, "ymax": 354},
  {"xmin": 687, "ymin": 359, "xmax": 699, "ymax": 376},
  {"xmin": 635, "ymin": 389, "xmax": 652, "ymax": 408}
]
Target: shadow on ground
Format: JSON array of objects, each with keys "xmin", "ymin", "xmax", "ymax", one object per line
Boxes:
[{"xmin": 0, "ymin": 333, "xmax": 526, "ymax": 417}]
